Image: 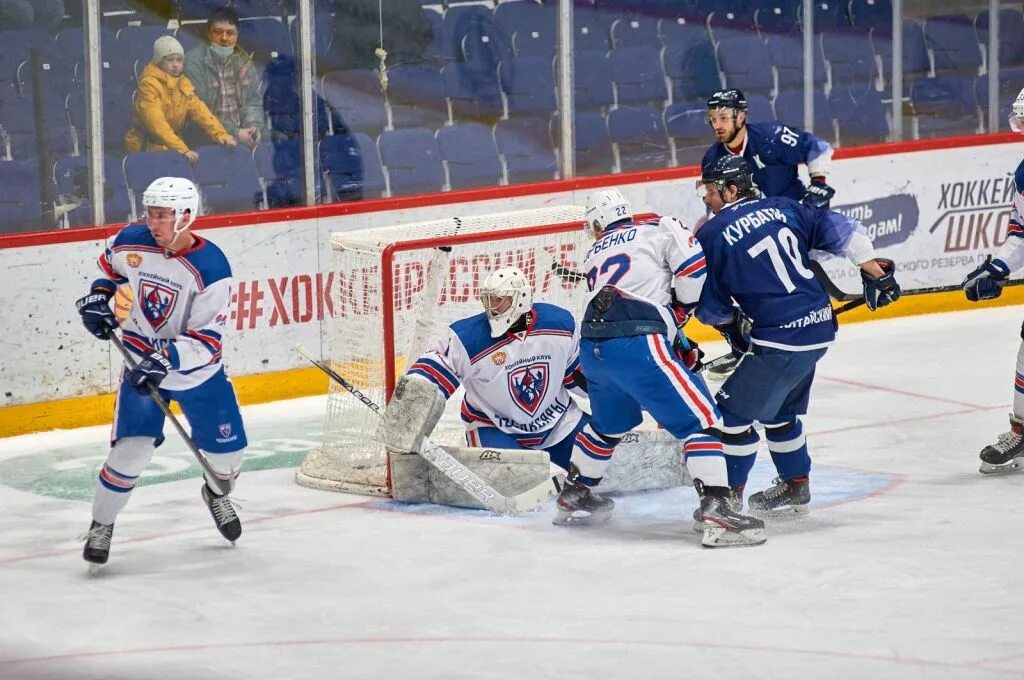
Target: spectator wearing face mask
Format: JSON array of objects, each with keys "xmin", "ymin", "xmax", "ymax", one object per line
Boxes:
[
  {"xmin": 125, "ymin": 35, "xmax": 237, "ymax": 163},
  {"xmin": 184, "ymin": 6, "xmax": 265, "ymax": 150}
]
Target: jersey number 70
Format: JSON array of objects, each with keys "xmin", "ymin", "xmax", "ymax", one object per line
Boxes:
[{"xmin": 746, "ymin": 227, "xmax": 815, "ymax": 293}]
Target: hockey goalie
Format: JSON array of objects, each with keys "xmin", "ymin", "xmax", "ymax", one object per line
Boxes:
[{"xmin": 376, "ymin": 265, "xmax": 690, "ymax": 510}]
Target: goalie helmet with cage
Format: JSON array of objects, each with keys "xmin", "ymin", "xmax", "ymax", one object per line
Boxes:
[
  {"xmin": 142, "ymin": 177, "xmax": 199, "ymax": 236},
  {"xmin": 699, "ymin": 155, "xmax": 757, "ymax": 198},
  {"xmin": 480, "ymin": 266, "xmax": 533, "ymax": 337},
  {"xmin": 584, "ymin": 189, "xmax": 632, "ymax": 239}
]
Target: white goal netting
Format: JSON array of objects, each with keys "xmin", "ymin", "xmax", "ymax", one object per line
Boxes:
[{"xmin": 296, "ymin": 205, "xmax": 592, "ymax": 496}]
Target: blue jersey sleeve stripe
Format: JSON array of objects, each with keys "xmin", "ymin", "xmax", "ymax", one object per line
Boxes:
[{"xmin": 411, "ymin": 357, "xmax": 459, "ymax": 389}]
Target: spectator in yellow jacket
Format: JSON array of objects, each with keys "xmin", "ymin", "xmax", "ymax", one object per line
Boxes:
[{"xmin": 125, "ymin": 36, "xmax": 237, "ymax": 163}]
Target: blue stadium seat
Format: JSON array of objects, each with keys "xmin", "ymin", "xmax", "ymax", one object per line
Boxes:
[
  {"xmin": 871, "ymin": 20, "xmax": 931, "ymax": 92},
  {"xmin": 706, "ymin": 9, "xmax": 758, "ymax": 46},
  {"xmin": 499, "ymin": 56, "xmax": 555, "ymax": 116},
  {"xmin": 608, "ymin": 106, "xmax": 671, "ymax": 171},
  {"xmin": 923, "ymin": 15, "xmax": 982, "ymax": 77},
  {"xmin": 829, "ymin": 85, "xmax": 888, "ymax": 146},
  {"xmin": 190, "ymin": 145, "xmax": 263, "ymax": 214},
  {"xmin": 697, "ymin": 0, "xmax": 752, "ymax": 20},
  {"xmin": 352, "ymin": 132, "xmax": 386, "ymax": 198},
  {"xmin": 494, "ymin": 1, "xmax": 552, "ymax": 40},
  {"xmin": 122, "ymin": 151, "xmax": 193, "ymax": 219},
  {"xmin": 821, "ymin": 28, "xmax": 878, "ymax": 89},
  {"xmin": 423, "ymin": 8, "xmax": 455, "ymax": 64},
  {"xmin": 766, "ymin": 34, "xmax": 827, "ymax": 93},
  {"xmin": 658, "ymin": 16, "xmax": 709, "ymax": 47},
  {"xmin": 378, "ymin": 127, "xmax": 445, "ymax": 196},
  {"xmin": 53, "ymin": 155, "xmax": 133, "ymax": 227},
  {"xmin": 664, "ymin": 101, "xmax": 709, "ymax": 166},
  {"xmin": 494, "ymin": 117, "xmax": 556, "ymax": 184},
  {"xmin": 573, "ymin": 51, "xmax": 614, "ymax": 111},
  {"xmin": 717, "ymin": 35, "xmax": 774, "ymax": 96},
  {"xmin": 663, "ymin": 38, "xmax": 722, "ymax": 102},
  {"xmin": 289, "ymin": 11, "xmax": 333, "ymax": 65},
  {"xmin": 320, "ymin": 69, "xmax": 387, "ymax": 136},
  {"xmin": 848, "ymin": 0, "xmax": 892, "ymax": 30},
  {"xmin": 177, "ymin": 0, "xmax": 221, "ymax": 21},
  {"xmin": 911, "ymin": 76, "xmax": 978, "ymax": 139},
  {"xmin": 442, "ymin": 61, "xmax": 503, "ymax": 122},
  {"xmin": 0, "ymin": 30, "xmax": 50, "ymax": 92},
  {"xmin": 437, "ymin": 123, "xmax": 503, "ymax": 190},
  {"xmin": 445, "ymin": 5, "xmax": 495, "ymax": 61},
  {"xmin": 0, "ymin": 159, "xmax": 42, "ymax": 232},
  {"xmin": 253, "ymin": 139, "xmax": 321, "ymax": 208},
  {"xmin": 319, "ymin": 133, "xmax": 363, "ymax": 202},
  {"xmin": 387, "ymin": 63, "xmax": 448, "ymax": 130},
  {"xmin": 573, "ymin": 7, "xmax": 613, "ymax": 52},
  {"xmin": 460, "ymin": 24, "xmax": 512, "ymax": 65},
  {"xmin": 799, "ymin": 1, "xmax": 848, "ymax": 29},
  {"xmin": 234, "ymin": 0, "xmax": 286, "ymax": 17},
  {"xmin": 974, "ymin": 68, "xmax": 1024, "ymax": 133},
  {"xmin": 610, "ymin": 16, "xmax": 660, "ymax": 48},
  {"xmin": 237, "ymin": 17, "xmax": 292, "ymax": 58},
  {"xmin": 609, "ymin": 46, "xmax": 667, "ymax": 107},
  {"xmin": 511, "ymin": 27, "xmax": 555, "ymax": 57},
  {"xmin": 975, "ymin": 9, "xmax": 1024, "ymax": 68},
  {"xmin": 746, "ymin": 93, "xmax": 776, "ymax": 121},
  {"xmin": 116, "ymin": 26, "xmax": 177, "ymax": 78},
  {"xmin": 775, "ymin": 89, "xmax": 833, "ymax": 140},
  {"xmin": 551, "ymin": 111, "xmax": 614, "ymax": 176},
  {"xmin": 754, "ymin": 3, "xmax": 801, "ymax": 36},
  {"xmin": 0, "ymin": 87, "xmax": 75, "ymax": 160}
]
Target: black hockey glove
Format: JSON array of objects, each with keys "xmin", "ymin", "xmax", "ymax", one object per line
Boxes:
[
  {"xmin": 962, "ymin": 255, "xmax": 1010, "ymax": 302},
  {"xmin": 801, "ymin": 178, "xmax": 835, "ymax": 210},
  {"xmin": 75, "ymin": 281, "xmax": 118, "ymax": 340},
  {"xmin": 862, "ymin": 258, "xmax": 901, "ymax": 311},
  {"xmin": 715, "ymin": 309, "xmax": 752, "ymax": 359},
  {"xmin": 128, "ymin": 350, "xmax": 173, "ymax": 394}
]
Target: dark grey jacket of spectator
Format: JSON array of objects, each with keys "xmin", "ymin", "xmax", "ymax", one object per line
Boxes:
[
  {"xmin": 184, "ymin": 41, "xmax": 265, "ymax": 138},
  {"xmin": 328, "ymin": 0, "xmax": 433, "ymax": 69}
]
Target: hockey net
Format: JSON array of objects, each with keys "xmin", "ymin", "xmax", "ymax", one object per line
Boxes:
[{"xmin": 296, "ymin": 205, "xmax": 592, "ymax": 496}]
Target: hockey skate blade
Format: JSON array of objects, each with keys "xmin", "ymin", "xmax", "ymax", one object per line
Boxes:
[
  {"xmin": 701, "ymin": 526, "xmax": 766, "ymax": 548},
  {"xmin": 87, "ymin": 562, "xmax": 105, "ymax": 577},
  {"xmin": 979, "ymin": 458, "xmax": 1024, "ymax": 474},
  {"xmin": 749, "ymin": 503, "xmax": 810, "ymax": 519},
  {"xmin": 553, "ymin": 508, "xmax": 613, "ymax": 527}
]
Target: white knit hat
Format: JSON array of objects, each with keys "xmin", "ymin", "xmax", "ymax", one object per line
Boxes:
[{"xmin": 153, "ymin": 35, "xmax": 185, "ymax": 63}]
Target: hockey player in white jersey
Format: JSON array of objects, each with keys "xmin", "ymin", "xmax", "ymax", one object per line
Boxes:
[
  {"xmin": 557, "ymin": 188, "xmax": 765, "ymax": 546},
  {"xmin": 74, "ymin": 177, "xmax": 246, "ymax": 570},
  {"xmin": 386, "ymin": 266, "xmax": 590, "ymax": 482},
  {"xmin": 961, "ymin": 90, "xmax": 1024, "ymax": 473}
]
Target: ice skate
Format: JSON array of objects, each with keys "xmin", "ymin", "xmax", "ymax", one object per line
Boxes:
[
  {"xmin": 979, "ymin": 415, "xmax": 1024, "ymax": 474},
  {"xmin": 748, "ymin": 476, "xmax": 810, "ymax": 517},
  {"xmin": 692, "ymin": 485, "xmax": 744, "ymax": 532},
  {"xmin": 81, "ymin": 520, "xmax": 113, "ymax": 574},
  {"xmin": 202, "ymin": 484, "xmax": 242, "ymax": 543},
  {"xmin": 698, "ymin": 488, "xmax": 766, "ymax": 547},
  {"xmin": 553, "ymin": 465, "xmax": 614, "ymax": 526}
]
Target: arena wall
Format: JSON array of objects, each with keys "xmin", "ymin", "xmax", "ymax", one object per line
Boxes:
[{"xmin": 2, "ymin": 133, "xmax": 1022, "ymax": 436}]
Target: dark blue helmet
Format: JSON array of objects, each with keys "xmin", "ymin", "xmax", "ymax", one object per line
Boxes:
[
  {"xmin": 700, "ymin": 155, "xmax": 756, "ymax": 196},
  {"xmin": 707, "ymin": 88, "xmax": 748, "ymax": 112}
]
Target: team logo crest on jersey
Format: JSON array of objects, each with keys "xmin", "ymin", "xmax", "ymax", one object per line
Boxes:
[
  {"xmin": 492, "ymin": 351, "xmax": 507, "ymax": 366},
  {"xmin": 219, "ymin": 423, "xmax": 233, "ymax": 438},
  {"xmin": 139, "ymin": 281, "xmax": 177, "ymax": 331},
  {"xmin": 508, "ymin": 362, "xmax": 548, "ymax": 416},
  {"xmin": 126, "ymin": 253, "xmax": 143, "ymax": 268}
]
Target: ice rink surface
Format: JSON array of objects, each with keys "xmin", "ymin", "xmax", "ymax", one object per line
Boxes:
[{"xmin": 2, "ymin": 306, "xmax": 1024, "ymax": 680}]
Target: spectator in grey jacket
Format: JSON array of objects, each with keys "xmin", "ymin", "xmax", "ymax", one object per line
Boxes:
[{"xmin": 184, "ymin": 6, "xmax": 264, "ymax": 149}]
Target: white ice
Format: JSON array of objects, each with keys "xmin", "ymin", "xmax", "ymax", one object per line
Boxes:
[{"xmin": 2, "ymin": 306, "xmax": 1024, "ymax": 680}]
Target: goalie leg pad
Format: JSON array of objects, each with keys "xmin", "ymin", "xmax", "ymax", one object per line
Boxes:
[
  {"xmin": 596, "ymin": 429, "xmax": 692, "ymax": 494},
  {"xmin": 390, "ymin": 445, "xmax": 553, "ymax": 508},
  {"xmin": 376, "ymin": 376, "xmax": 447, "ymax": 453}
]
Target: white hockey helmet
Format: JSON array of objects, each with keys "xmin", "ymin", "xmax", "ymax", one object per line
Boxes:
[
  {"xmin": 142, "ymin": 176, "xmax": 199, "ymax": 236},
  {"xmin": 480, "ymin": 266, "xmax": 533, "ymax": 337},
  {"xmin": 1010, "ymin": 87, "xmax": 1024, "ymax": 133},
  {"xmin": 584, "ymin": 189, "xmax": 631, "ymax": 239}
]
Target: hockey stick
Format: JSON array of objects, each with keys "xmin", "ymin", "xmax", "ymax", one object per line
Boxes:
[
  {"xmin": 295, "ymin": 345, "xmax": 558, "ymax": 515},
  {"xmin": 108, "ymin": 334, "xmax": 230, "ymax": 496}
]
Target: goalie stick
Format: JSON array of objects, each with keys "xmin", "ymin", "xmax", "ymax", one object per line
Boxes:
[
  {"xmin": 295, "ymin": 345, "xmax": 559, "ymax": 516},
  {"xmin": 108, "ymin": 333, "xmax": 230, "ymax": 496}
]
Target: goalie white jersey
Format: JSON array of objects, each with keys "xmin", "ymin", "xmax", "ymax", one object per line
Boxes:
[
  {"xmin": 581, "ymin": 215, "xmax": 706, "ymax": 340},
  {"xmin": 97, "ymin": 223, "xmax": 231, "ymax": 391},
  {"xmin": 407, "ymin": 302, "xmax": 584, "ymax": 447}
]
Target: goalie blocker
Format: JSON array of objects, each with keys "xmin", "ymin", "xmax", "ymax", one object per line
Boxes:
[{"xmin": 378, "ymin": 376, "xmax": 692, "ymax": 509}]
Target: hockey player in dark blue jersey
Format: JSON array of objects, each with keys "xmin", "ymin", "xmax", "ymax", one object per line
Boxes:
[
  {"xmin": 703, "ymin": 88, "xmax": 836, "ymax": 210},
  {"xmin": 694, "ymin": 155, "xmax": 900, "ymax": 518}
]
